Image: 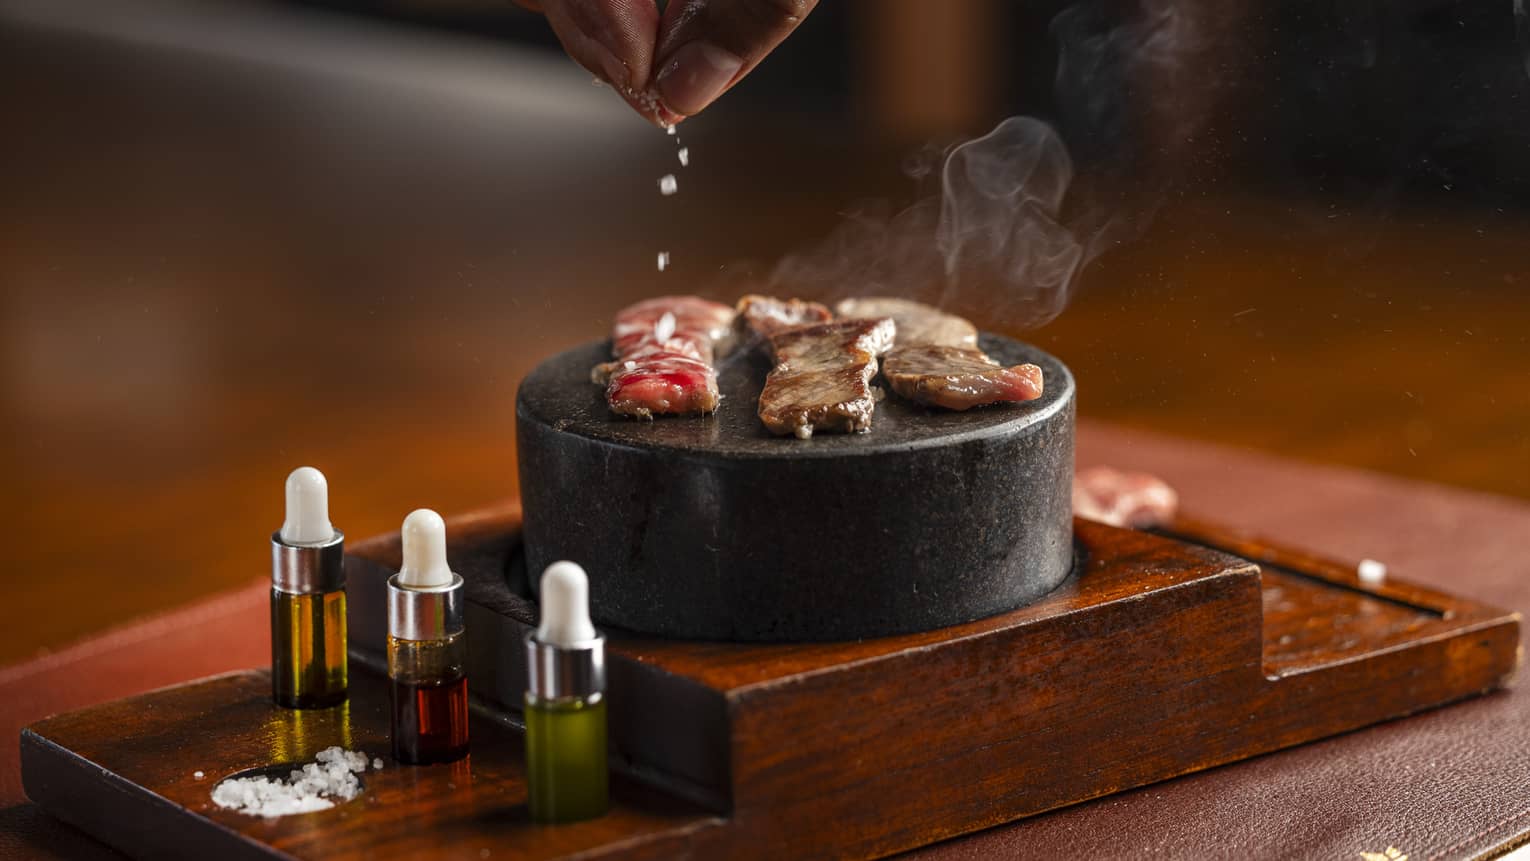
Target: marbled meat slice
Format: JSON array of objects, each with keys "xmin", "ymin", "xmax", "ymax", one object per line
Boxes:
[
  {"xmin": 608, "ymin": 295, "xmax": 734, "ymax": 363},
  {"xmin": 1072, "ymin": 467, "xmax": 1179, "ymax": 529},
  {"xmin": 735, "ymin": 294, "xmax": 833, "ymax": 342},
  {"xmin": 882, "ymin": 344, "xmax": 1043, "ymax": 411},
  {"xmin": 759, "ymin": 318, "xmax": 896, "ymax": 439},
  {"xmin": 594, "ymin": 296, "xmax": 735, "ymax": 419},
  {"xmin": 834, "ymin": 297, "xmax": 977, "ymax": 349},
  {"xmin": 838, "ymin": 296, "xmax": 1043, "ymax": 411}
]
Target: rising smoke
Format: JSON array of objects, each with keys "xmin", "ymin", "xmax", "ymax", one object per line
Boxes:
[{"xmin": 769, "ymin": 1, "xmax": 1213, "ymax": 330}]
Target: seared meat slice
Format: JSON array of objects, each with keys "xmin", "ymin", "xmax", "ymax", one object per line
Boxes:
[
  {"xmin": 759, "ymin": 318, "xmax": 896, "ymax": 439},
  {"xmin": 735, "ymin": 294, "xmax": 833, "ymax": 342},
  {"xmin": 1072, "ymin": 467, "xmax": 1179, "ymax": 528},
  {"xmin": 595, "ymin": 296, "xmax": 735, "ymax": 419},
  {"xmin": 834, "ymin": 297, "xmax": 977, "ymax": 349},
  {"xmin": 882, "ymin": 344, "xmax": 1043, "ymax": 411},
  {"xmin": 838, "ymin": 296, "xmax": 1043, "ymax": 411}
]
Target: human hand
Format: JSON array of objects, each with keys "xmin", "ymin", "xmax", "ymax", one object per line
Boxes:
[{"xmin": 513, "ymin": 1, "xmax": 818, "ymax": 126}]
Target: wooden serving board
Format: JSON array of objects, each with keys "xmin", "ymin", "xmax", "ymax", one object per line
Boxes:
[{"xmin": 21, "ymin": 515, "xmax": 1518, "ymax": 860}]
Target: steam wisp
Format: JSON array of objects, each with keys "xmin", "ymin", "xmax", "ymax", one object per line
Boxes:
[
  {"xmin": 770, "ymin": 0, "xmax": 1212, "ymax": 331},
  {"xmin": 937, "ymin": 118, "xmax": 1082, "ymax": 329}
]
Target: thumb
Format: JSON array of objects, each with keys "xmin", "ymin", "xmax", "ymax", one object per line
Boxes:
[{"xmin": 652, "ymin": 0, "xmax": 819, "ymax": 119}]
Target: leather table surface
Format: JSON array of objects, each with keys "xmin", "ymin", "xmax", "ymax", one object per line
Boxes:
[{"xmin": 3, "ymin": 422, "xmax": 1526, "ymax": 860}]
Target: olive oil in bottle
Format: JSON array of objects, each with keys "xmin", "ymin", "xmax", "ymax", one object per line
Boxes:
[
  {"xmin": 270, "ymin": 467, "xmax": 347, "ymax": 710},
  {"xmin": 525, "ymin": 561, "xmax": 608, "ymax": 823}
]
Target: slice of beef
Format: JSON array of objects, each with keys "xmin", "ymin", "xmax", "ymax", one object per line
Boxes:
[
  {"xmin": 1072, "ymin": 467, "xmax": 1179, "ymax": 528},
  {"xmin": 609, "ymin": 295, "xmax": 734, "ymax": 363},
  {"xmin": 759, "ymin": 318, "xmax": 896, "ymax": 439},
  {"xmin": 595, "ymin": 296, "xmax": 735, "ymax": 419},
  {"xmin": 834, "ymin": 297, "xmax": 977, "ymax": 349},
  {"xmin": 838, "ymin": 296, "xmax": 1044, "ymax": 411},
  {"xmin": 881, "ymin": 344, "xmax": 1044, "ymax": 411},
  {"xmin": 735, "ymin": 294, "xmax": 833, "ymax": 342}
]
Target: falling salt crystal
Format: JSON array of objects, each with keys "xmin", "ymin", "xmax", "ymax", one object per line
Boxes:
[
  {"xmin": 658, "ymin": 174, "xmax": 678, "ymax": 196},
  {"xmin": 657, "ymin": 251, "xmax": 670, "ymax": 272},
  {"xmin": 1357, "ymin": 559, "xmax": 1387, "ymax": 585},
  {"xmin": 677, "ymin": 147, "xmax": 689, "ymax": 167},
  {"xmin": 665, "ymin": 125, "xmax": 676, "ymax": 136},
  {"xmin": 655, "ymin": 311, "xmax": 677, "ymax": 341}
]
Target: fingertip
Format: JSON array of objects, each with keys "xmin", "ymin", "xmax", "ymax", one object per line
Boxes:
[
  {"xmin": 655, "ymin": 102, "xmax": 688, "ymax": 128},
  {"xmin": 655, "ymin": 41, "xmax": 743, "ymax": 117}
]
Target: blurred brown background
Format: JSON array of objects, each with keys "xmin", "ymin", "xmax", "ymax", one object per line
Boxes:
[{"xmin": 3, "ymin": 0, "xmax": 1529, "ymax": 665}]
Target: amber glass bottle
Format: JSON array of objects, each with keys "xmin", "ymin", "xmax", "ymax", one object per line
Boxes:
[{"xmin": 271, "ymin": 588, "xmax": 348, "ymax": 709}]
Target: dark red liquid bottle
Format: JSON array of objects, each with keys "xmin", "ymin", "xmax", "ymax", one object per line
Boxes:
[
  {"xmin": 391, "ymin": 674, "xmax": 470, "ymax": 764},
  {"xmin": 385, "ymin": 513, "xmax": 469, "ymax": 767}
]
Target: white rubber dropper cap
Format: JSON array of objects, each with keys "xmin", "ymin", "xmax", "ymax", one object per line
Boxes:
[
  {"xmin": 280, "ymin": 467, "xmax": 335, "ymax": 546},
  {"xmin": 537, "ymin": 561, "xmax": 597, "ymax": 646},
  {"xmin": 397, "ymin": 509, "xmax": 453, "ymax": 588}
]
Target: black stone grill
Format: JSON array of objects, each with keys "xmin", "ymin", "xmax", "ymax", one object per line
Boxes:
[{"xmin": 515, "ymin": 334, "xmax": 1076, "ymax": 641}]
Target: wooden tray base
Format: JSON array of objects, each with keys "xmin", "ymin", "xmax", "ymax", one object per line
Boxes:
[{"xmin": 22, "ymin": 514, "xmax": 1519, "ymax": 860}]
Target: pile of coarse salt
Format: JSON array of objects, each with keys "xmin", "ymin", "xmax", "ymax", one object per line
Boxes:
[{"xmin": 211, "ymin": 746, "xmax": 380, "ymax": 818}]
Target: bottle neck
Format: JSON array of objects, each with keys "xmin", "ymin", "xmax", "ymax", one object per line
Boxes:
[{"xmin": 525, "ymin": 632, "xmax": 606, "ymax": 700}]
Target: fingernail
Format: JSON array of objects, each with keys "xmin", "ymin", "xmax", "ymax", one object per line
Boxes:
[{"xmin": 656, "ymin": 42, "xmax": 743, "ymax": 116}]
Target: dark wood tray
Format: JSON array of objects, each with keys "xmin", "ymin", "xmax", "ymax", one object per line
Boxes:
[{"xmin": 21, "ymin": 512, "xmax": 1519, "ymax": 859}]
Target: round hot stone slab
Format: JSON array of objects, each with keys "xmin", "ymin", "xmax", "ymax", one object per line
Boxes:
[{"xmin": 515, "ymin": 334, "xmax": 1075, "ymax": 642}]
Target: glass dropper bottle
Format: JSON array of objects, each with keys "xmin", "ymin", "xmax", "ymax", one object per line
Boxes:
[
  {"xmin": 270, "ymin": 466, "xmax": 348, "ymax": 709},
  {"xmin": 387, "ymin": 509, "xmax": 470, "ymax": 765},
  {"xmin": 525, "ymin": 561, "xmax": 608, "ymax": 823}
]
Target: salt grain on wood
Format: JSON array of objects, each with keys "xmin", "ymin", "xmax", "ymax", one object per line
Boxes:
[
  {"xmin": 210, "ymin": 746, "xmax": 377, "ymax": 818},
  {"xmin": 1357, "ymin": 558, "xmax": 1387, "ymax": 585}
]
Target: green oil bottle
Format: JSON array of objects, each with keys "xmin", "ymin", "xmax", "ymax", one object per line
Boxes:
[{"xmin": 525, "ymin": 561, "xmax": 609, "ymax": 823}]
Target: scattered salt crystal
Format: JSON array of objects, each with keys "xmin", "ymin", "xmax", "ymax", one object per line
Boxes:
[
  {"xmin": 655, "ymin": 311, "xmax": 676, "ymax": 341},
  {"xmin": 211, "ymin": 746, "xmax": 375, "ymax": 819},
  {"xmin": 633, "ymin": 89, "xmax": 660, "ymax": 115},
  {"xmin": 372, "ymin": 758, "xmax": 384, "ymax": 771},
  {"xmin": 658, "ymin": 174, "xmax": 678, "ymax": 196},
  {"xmin": 677, "ymin": 147, "xmax": 689, "ymax": 167},
  {"xmin": 193, "ymin": 771, "xmax": 204, "ymax": 780},
  {"xmin": 657, "ymin": 251, "xmax": 670, "ymax": 272},
  {"xmin": 1357, "ymin": 559, "xmax": 1387, "ymax": 585}
]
